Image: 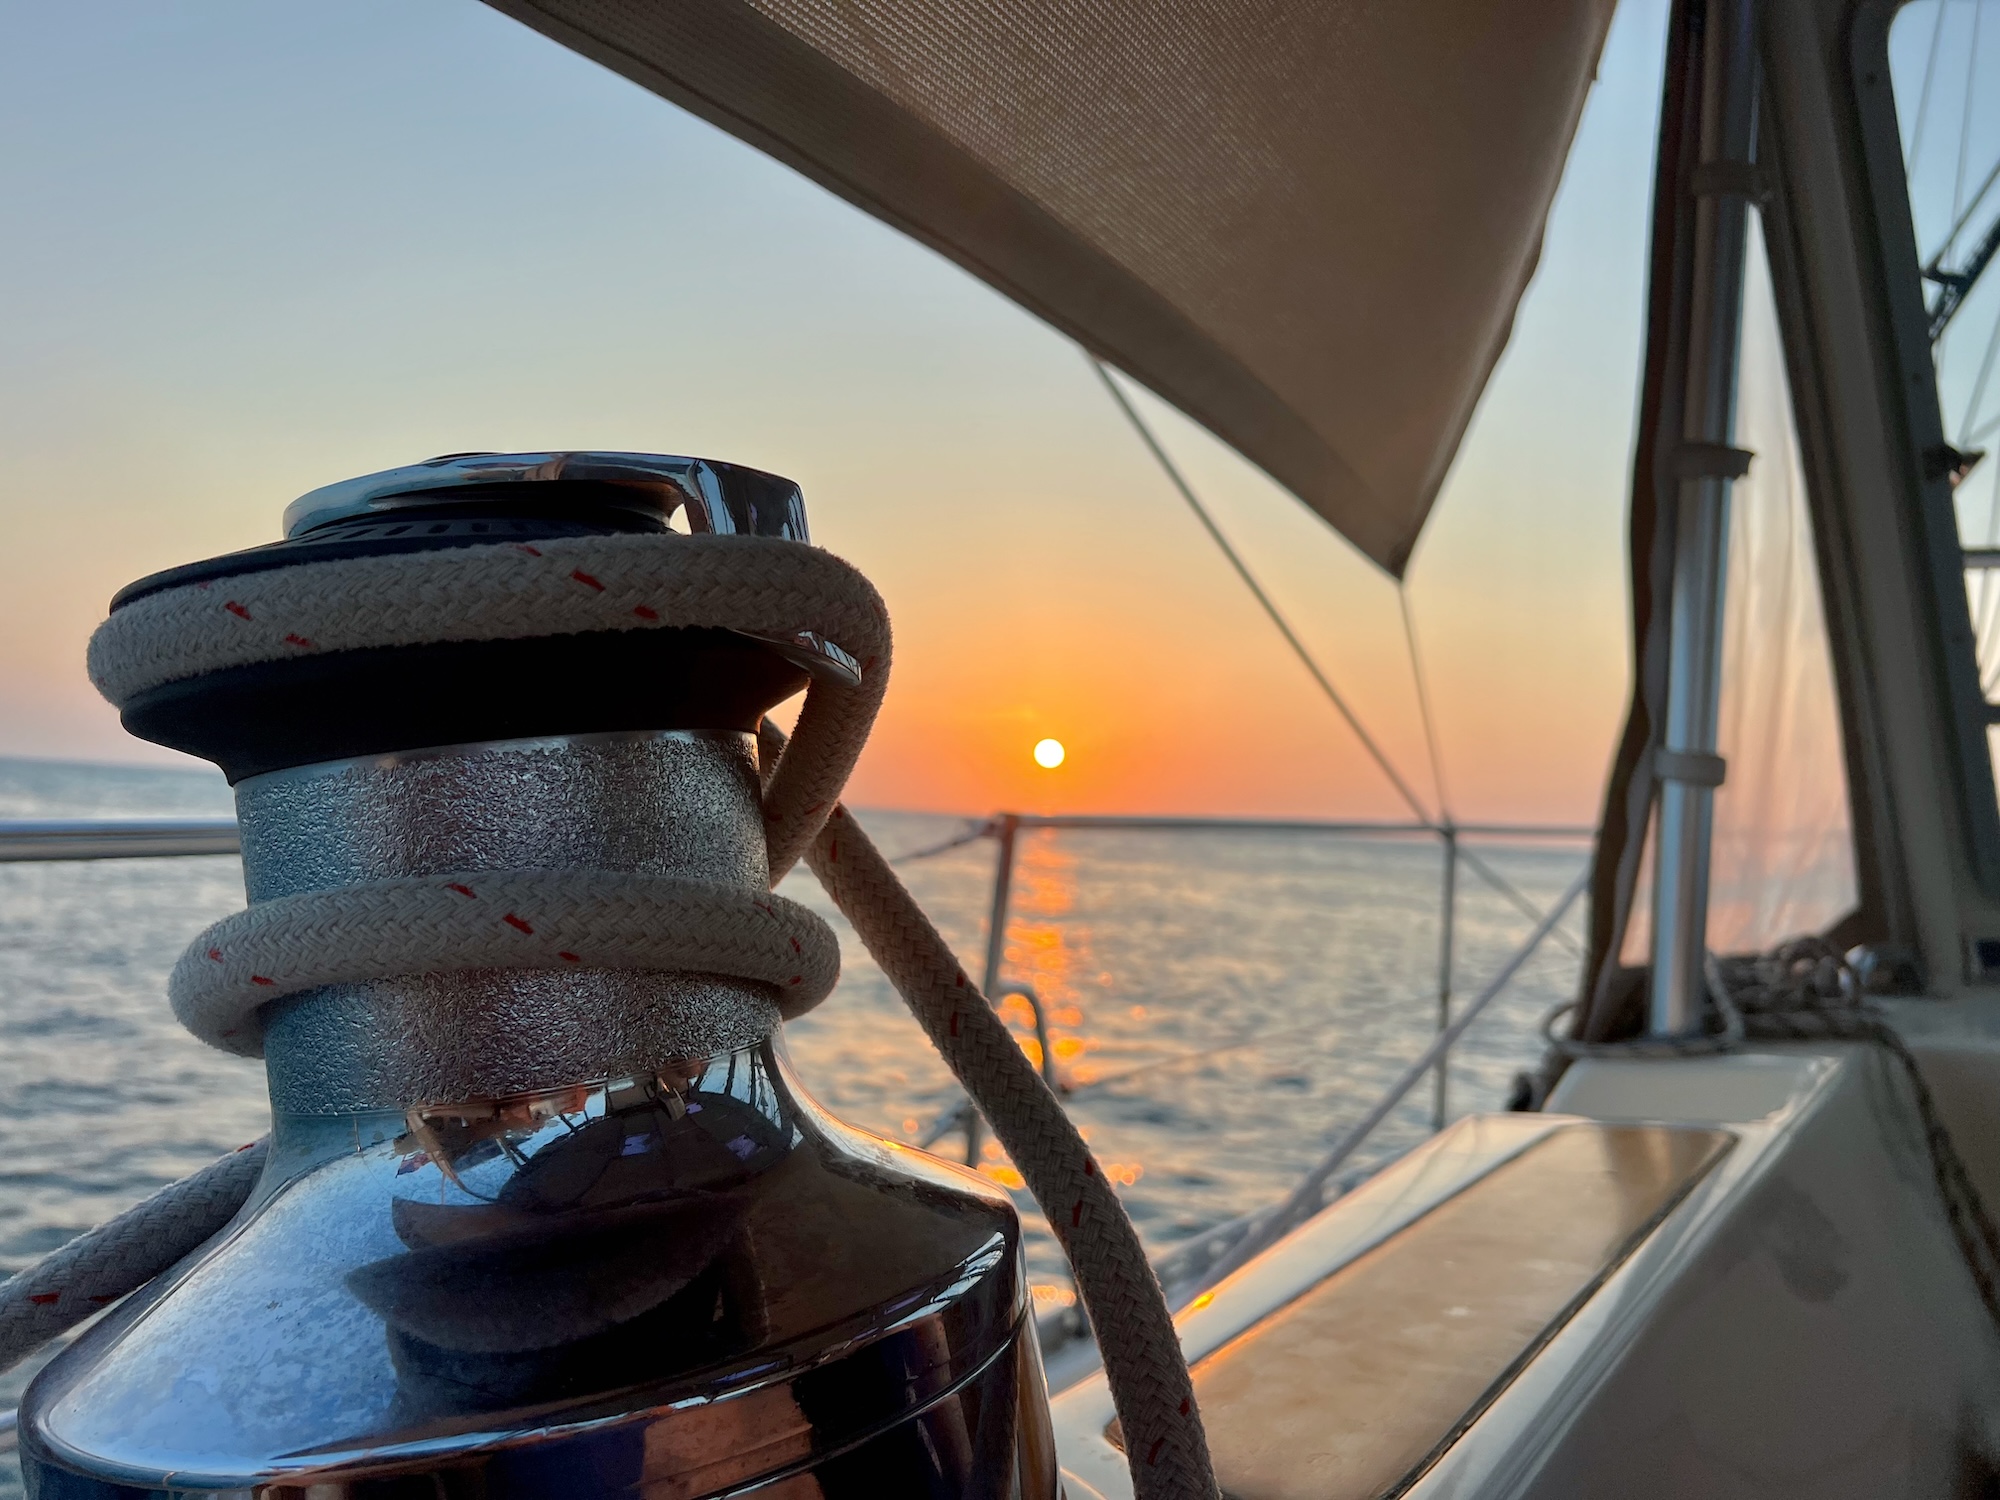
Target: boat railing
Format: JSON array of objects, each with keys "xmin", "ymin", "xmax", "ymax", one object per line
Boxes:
[
  {"xmin": 897, "ymin": 810, "xmax": 1589, "ymax": 1154},
  {"xmin": 0, "ymin": 808, "xmax": 1592, "ymax": 1332},
  {"xmin": 0, "ymin": 817, "xmax": 241, "ymax": 861}
]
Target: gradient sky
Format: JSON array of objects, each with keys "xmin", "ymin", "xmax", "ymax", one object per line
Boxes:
[{"xmin": 0, "ymin": 0, "xmax": 1673, "ymax": 820}]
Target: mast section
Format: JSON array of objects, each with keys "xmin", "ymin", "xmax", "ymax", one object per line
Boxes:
[{"xmin": 1649, "ymin": 0, "xmax": 1762, "ymax": 1035}]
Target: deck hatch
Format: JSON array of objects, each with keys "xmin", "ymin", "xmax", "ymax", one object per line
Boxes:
[{"xmin": 1162, "ymin": 1122, "xmax": 1732, "ymax": 1499}]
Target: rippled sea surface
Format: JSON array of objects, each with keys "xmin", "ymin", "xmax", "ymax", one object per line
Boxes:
[{"xmin": 0, "ymin": 756, "xmax": 1587, "ymax": 1482}]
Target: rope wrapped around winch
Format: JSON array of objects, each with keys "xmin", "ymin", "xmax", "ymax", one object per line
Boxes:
[{"xmin": 3, "ymin": 531, "xmax": 1219, "ymax": 1500}]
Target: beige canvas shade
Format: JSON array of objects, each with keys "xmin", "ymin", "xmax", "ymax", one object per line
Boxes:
[{"xmin": 483, "ymin": 0, "xmax": 1618, "ymax": 576}]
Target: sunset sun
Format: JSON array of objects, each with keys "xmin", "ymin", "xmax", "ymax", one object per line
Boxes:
[{"xmin": 1032, "ymin": 738, "xmax": 1066, "ymax": 769}]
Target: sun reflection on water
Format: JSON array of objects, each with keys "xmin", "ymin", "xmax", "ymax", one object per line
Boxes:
[
  {"xmin": 768, "ymin": 810, "xmax": 1588, "ymax": 1292},
  {"xmin": 976, "ymin": 831, "xmax": 1156, "ymax": 1195}
]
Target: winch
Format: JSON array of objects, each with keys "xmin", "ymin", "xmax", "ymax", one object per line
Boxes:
[{"xmin": 15, "ymin": 454, "xmax": 1092, "ymax": 1498}]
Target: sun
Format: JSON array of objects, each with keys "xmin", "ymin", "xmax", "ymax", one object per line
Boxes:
[{"xmin": 1033, "ymin": 738, "xmax": 1066, "ymax": 769}]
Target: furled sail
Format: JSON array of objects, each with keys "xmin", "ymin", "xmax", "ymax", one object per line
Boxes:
[{"xmin": 483, "ymin": 0, "xmax": 1617, "ymax": 575}]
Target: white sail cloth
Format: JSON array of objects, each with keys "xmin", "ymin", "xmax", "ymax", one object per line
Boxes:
[{"xmin": 479, "ymin": 0, "xmax": 1617, "ymax": 576}]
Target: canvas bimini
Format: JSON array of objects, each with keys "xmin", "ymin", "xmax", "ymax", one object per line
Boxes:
[{"xmin": 4, "ymin": 0, "xmax": 2000, "ymax": 1494}]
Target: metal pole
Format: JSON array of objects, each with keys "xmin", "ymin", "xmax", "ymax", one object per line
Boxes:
[
  {"xmin": 996, "ymin": 982, "xmax": 1062, "ymax": 1093},
  {"xmin": 965, "ymin": 814, "xmax": 1021, "ymax": 1167},
  {"xmin": 1649, "ymin": 0, "xmax": 1760, "ymax": 1037},
  {"xmin": 1431, "ymin": 826, "xmax": 1457, "ymax": 1130},
  {"xmin": 981, "ymin": 814, "xmax": 1020, "ymax": 998},
  {"xmin": 0, "ymin": 818, "xmax": 240, "ymax": 862}
]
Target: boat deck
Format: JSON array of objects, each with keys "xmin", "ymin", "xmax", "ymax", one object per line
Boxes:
[{"xmin": 1056, "ymin": 1042, "xmax": 2000, "ymax": 1498}]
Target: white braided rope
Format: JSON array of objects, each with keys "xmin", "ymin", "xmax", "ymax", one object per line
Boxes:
[
  {"xmin": 88, "ymin": 533, "xmax": 890, "ymax": 878},
  {"xmin": 3, "ymin": 531, "xmax": 1219, "ymax": 1500},
  {"xmin": 172, "ymin": 873, "xmax": 839, "ymax": 1056},
  {"xmin": 0, "ymin": 1142, "xmax": 267, "ymax": 1375},
  {"xmin": 791, "ymin": 781, "xmax": 1217, "ymax": 1498}
]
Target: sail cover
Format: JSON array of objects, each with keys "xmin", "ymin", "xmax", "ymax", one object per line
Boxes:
[{"xmin": 483, "ymin": 0, "xmax": 1617, "ymax": 574}]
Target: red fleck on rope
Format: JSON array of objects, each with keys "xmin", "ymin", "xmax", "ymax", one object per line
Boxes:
[{"xmin": 0, "ymin": 1143, "xmax": 268, "ymax": 1374}]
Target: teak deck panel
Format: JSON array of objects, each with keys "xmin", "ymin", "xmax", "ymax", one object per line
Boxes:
[{"xmin": 1175, "ymin": 1123, "xmax": 1732, "ymax": 1499}]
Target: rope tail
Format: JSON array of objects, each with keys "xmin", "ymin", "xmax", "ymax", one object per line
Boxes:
[{"xmin": 763, "ymin": 720, "xmax": 1216, "ymax": 1497}]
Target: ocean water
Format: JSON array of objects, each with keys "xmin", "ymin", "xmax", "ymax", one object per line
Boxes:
[{"xmin": 0, "ymin": 756, "xmax": 1588, "ymax": 1479}]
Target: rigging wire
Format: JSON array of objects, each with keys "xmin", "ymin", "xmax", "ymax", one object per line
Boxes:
[
  {"xmin": 1977, "ymin": 467, "xmax": 2000, "ymax": 699},
  {"xmin": 1961, "ymin": 293, "xmax": 2000, "ymax": 445},
  {"xmin": 1899, "ymin": 0, "xmax": 2000, "ymax": 686},
  {"xmin": 1931, "ymin": 13, "xmax": 2000, "ymax": 691},
  {"xmin": 1397, "ymin": 585, "xmax": 1453, "ymax": 824},
  {"xmin": 1087, "ymin": 355, "xmax": 1436, "ymax": 826},
  {"xmin": 1948, "ymin": 0, "xmax": 1987, "ymax": 268},
  {"xmin": 1906, "ymin": 0, "xmax": 1951, "ymax": 178},
  {"xmin": 1933, "ymin": 153, "xmax": 2000, "ymax": 270},
  {"xmin": 1962, "ymin": 303, "xmax": 2000, "ymax": 694},
  {"xmin": 1089, "ymin": 353, "xmax": 1587, "ymax": 960},
  {"xmin": 1456, "ymin": 848, "xmax": 1588, "ymax": 960},
  {"xmin": 1387, "ymin": 587, "xmax": 1584, "ymax": 969},
  {"xmin": 1959, "ymin": 305, "xmax": 2000, "ymax": 682},
  {"xmin": 887, "ymin": 820, "xmax": 993, "ymax": 865},
  {"xmin": 1068, "ymin": 1018, "xmax": 1361, "ymax": 1095},
  {"xmin": 1939, "ymin": 77, "xmax": 2000, "ymax": 681},
  {"xmin": 1385, "ymin": 489, "xmax": 1588, "ymax": 957},
  {"xmin": 1193, "ymin": 865, "xmax": 1593, "ymax": 1292}
]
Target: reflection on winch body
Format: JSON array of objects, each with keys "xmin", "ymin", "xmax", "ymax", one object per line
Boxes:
[
  {"xmin": 24, "ymin": 1040, "xmax": 1050, "ymax": 1498},
  {"xmin": 355, "ymin": 1045, "xmax": 1018, "ymax": 1444},
  {"xmin": 357, "ymin": 1068, "xmax": 785, "ymax": 1422}
]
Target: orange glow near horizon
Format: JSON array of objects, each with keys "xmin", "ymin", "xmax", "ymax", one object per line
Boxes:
[{"xmin": 822, "ymin": 533, "xmax": 1623, "ymax": 825}]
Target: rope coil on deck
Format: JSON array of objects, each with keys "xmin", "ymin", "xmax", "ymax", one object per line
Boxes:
[{"xmin": 6, "ymin": 531, "xmax": 1218, "ymax": 1500}]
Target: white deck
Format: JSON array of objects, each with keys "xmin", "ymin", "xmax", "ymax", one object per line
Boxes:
[{"xmin": 1056, "ymin": 1041, "xmax": 2000, "ymax": 1498}]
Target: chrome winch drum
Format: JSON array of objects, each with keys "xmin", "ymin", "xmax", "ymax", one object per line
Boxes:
[{"xmin": 20, "ymin": 455, "xmax": 1057, "ymax": 1499}]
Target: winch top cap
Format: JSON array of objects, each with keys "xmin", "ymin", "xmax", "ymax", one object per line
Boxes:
[
  {"xmin": 95, "ymin": 450, "xmax": 845, "ymax": 781},
  {"xmin": 282, "ymin": 452, "xmax": 810, "ymax": 543}
]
